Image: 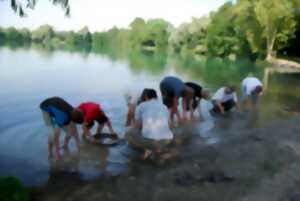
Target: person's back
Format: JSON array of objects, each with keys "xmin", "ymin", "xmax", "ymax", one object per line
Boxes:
[
  {"xmin": 136, "ymin": 99, "xmax": 173, "ymax": 140},
  {"xmin": 242, "ymin": 77, "xmax": 262, "ymax": 95},
  {"xmin": 78, "ymin": 102, "xmax": 104, "ymax": 123}
]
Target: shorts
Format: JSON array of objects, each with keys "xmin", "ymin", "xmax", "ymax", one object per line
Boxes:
[
  {"xmin": 160, "ymin": 77, "xmax": 184, "ymax": 108},
  {"xmin": 41, "ymin": 110, "xmax": 68, "ymax": 142},
  {"xmin": 125, "ymin": 127, "xmax": 172, "ymax": 152}
]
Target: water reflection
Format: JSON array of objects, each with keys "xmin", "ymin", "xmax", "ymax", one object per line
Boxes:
[{"xmin": 1, "ymin": 46, "xmax": 300, "ymax": 186}]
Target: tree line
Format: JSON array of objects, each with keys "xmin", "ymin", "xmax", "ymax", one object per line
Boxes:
[{"xmin": 1, "ymin": 0, "xmax": 300, "ymax": 60}]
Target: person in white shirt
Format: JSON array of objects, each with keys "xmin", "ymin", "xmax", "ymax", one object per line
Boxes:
[
  {"xmin": 211, "ymin": 86, "xmax": 239, "ymax": 114},
  {"xmin": 241, "ymin": 77, "xmax": 263, "ymax": 110},
  {"xmin": 125, "ymin": 88, "xmax": 174, "ymax": 159}
]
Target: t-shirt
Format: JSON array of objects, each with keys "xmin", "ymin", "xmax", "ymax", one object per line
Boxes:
[
  {"xmin": 242, "ymin": 77, "xmax": 263, "ymax": 96},
  {"xmin": 40, "ymin": 97, "xmax": 73, "ymax": 127},
  {"xmin": 212, "ymin": 87, "xmax": 238, "ymax": 103},
  {"xmin": 78, "ymin": 102, "xmax": 108, "ymax": 126},
  {"xmin": 160, "ymin": 76, "xmax": 185, "ymax": 97},
  {"xmin": 135, "ymin": 99, "xmax": 173, "ymax": 140}
]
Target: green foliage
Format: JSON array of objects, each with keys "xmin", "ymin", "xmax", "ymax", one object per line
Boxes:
[
  {"xmin": 206, "ymin": 3, "xmax": 239, "ymax": 57},
  {"xmin": 1, "ymin": 0, "xmax": 300, "ymax": 60},
  {"xmin": 6, "ymin": 0, "xmax": 70, "ymax": 17},
  {"xmin": 169, "ymin": 17, "xmax": 209, "ymax": 55},
  {"xmin": 0, "ymin": 176, "xmax": 30, "ymax": 201},
  {"xmin": 254, "ymin": 0, "xmax": 297, "ymax": 59},
  {"xmin": 31, "ymin": 25, "xmax": 54, "ymax": 43}
]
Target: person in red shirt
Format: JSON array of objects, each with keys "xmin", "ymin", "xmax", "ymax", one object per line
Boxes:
[{"xmin": 75, "ymin": 102, "xmax": 117, "ymax": 141}]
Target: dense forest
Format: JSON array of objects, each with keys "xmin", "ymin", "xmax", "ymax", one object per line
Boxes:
[{"xmin": 1, "ymin": 0, "xmax": 300, "ymax": 61}]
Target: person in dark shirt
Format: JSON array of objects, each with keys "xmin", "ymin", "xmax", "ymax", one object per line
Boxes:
[
  {"xmin": 160, "ymin": 76, "xmax": 209, "ymax": 126},
  {"xmin": 40, "ymin": 97, "xmax": 83, "ymax": 159},
  {"xmin": 160, "ymin": 76, "xmax": 194, "ymax": 126},
  {"xmin": 184, "ymin": 82, "xmax": 209, "ymax": 120}
]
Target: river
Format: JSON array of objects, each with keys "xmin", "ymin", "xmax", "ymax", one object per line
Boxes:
[{"xmin": 0, "ymin": 46, "xmax": 300, "ymax": 186}]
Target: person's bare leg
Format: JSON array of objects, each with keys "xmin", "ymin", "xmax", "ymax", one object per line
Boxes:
[
  {"xmin": 63, "ymin": 128, "xmax": 71, "ymax": 150},
  {"xmin": 48, "ymin": 141, "xmax": 54, "ymax": 158},
  {"xmin": 54, "ymin": 128, "xmax": 61, "ymax": 160},
  {"xmin": 69, "ymin": 123, "xmax": 81, "ymax": 153}
]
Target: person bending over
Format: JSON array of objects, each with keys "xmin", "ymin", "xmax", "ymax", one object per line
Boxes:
[
  {"xmin": 184, "ymin": 82, "xmax": 209, "ymax": 120},
  {"xmin": 40, "ymin": 97, "xmax": 83, "ymax": 159},
  {"xmin": 126, "ymin": 89, "xmax": 174, "ymax": 159},
  {"xmin": 75, "ymin": 102, "xmax": 117, "ymax": 140},
  {"xmin": 211, "ymin": 86, "xmax": 239, "ymax": 115},
  {"xmin": 160, "ymin": 76, "xmax": 195, "ymax": 126},
  {"xmin": 241, "ymin": 77, "xmax": 263, "ymax": 111}
]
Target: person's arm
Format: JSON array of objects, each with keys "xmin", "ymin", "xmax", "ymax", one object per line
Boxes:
[
  {"xmin": 134, "ymin": 119, "xmax": 142, "ymax": 129},
  {"xmin": 189, "ymin": 99, "xmax": 195, "ymax": 120},
  {"xmin": 182, "ymin": 87, "xmax": 195, "ymax": 120},
  {"xmin": 126, "ymin": 103, "xmax": 135, "ymax": 127},
  {"xmin": 181, "ymin": 96, "xmax": 187, "ymax": 120},
  {"xmin": 96, "ymin": 123, "xmax": 105, "ymax": 134},
  {"xmin": 105, "ymin": 119, "xmax": 118, "ymax": 138},
  {"xmin": 216, "ymin": 100, "xmax": 225, "ymax": 114},
  {"xmin": 82, "ymin": 122, "xmax": 92, "ymax": 138}
]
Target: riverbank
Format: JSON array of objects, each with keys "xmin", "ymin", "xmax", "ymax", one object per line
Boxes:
[
  {"xmin": 268, "ymin": 57, "xmax": 300, "ymax": 69},
  {"xmin": 31, "ymin": 113, "xmax": 300, "ymax": 201}
]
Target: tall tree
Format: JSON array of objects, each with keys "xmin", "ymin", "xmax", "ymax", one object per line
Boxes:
[
  {"xmin": 254, "ymin": 0, "xmax": 297, "ymax": 60},
  {"xmin": 31, "ymin": 25, "xmax": 54, "ymax": 43}
]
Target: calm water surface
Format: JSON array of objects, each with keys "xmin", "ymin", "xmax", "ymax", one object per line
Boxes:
[{"xmin": 0, "ymin": 47, "xmax": 300, "ymax": 186}]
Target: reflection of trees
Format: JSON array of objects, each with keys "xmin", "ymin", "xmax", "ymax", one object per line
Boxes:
[
  {"xmin": 127, "ymin": 50, "xmax": 167, "ymax": 75},
  {"xmin": 91, "ymin": 46, "xmax": 168, "ymax": 75},
  {"xmin": 170, "ymin": 54, "xmax": 263, "ymax": 90}
]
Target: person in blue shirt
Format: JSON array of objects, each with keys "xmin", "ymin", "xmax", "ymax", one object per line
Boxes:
[{"xmin": 40, "ymin": 97, "xmax": 83, "ymax": 159}]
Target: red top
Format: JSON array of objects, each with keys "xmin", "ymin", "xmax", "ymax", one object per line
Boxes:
[{"xmin": 78, "ymin": 102, "xmax": 107, "ymax": 125}]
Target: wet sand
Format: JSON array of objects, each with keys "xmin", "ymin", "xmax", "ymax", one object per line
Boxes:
[{"xmin": 32, "ymin": 113, "xmax": 300, "ymax": 201}]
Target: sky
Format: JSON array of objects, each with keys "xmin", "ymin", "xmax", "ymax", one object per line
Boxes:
[{"xmin": 0, "ymin": 0, "xmax": 231, "ymax": 32}]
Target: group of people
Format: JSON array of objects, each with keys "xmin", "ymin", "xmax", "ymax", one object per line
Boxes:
[{"xmin": 40, "ymin": 76, "xmax": 263, "ymax": 160}]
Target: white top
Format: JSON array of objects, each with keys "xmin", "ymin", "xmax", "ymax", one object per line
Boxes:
[
  {"xmin": 212, "ymin": 87, "xmax": 238, "ymax": 103},
  {"xmin": 135, "ymin": 99, "xmax": 173, "ymax": 140},
  {"xmin": 242, "ymin": 77, "xmax": 263, "ymax": 96}
]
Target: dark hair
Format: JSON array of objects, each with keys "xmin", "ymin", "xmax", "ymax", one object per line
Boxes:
[
  {"xmin": 139, "ymin": 88, "xmax": 157, "ymax": 103},
  {"xmin": 71, "ymin": 110, "xmax": 84, "ymax": 124},
  {"xmin": 254, "ymin": 86, "xmax": 263, "ymax": 94},
  {"xmin": 226, "ymin": 86, "xmax": 236, "ymax": 94}
]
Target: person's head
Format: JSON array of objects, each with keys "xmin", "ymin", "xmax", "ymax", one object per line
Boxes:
[
  {"xmin": 225, "ymin": 86, "xmax": 236, "ymax": 95},
  {"xmin": 139, "ymin": 88, "xmax": 157, "ymax": 103},
  {"xmin": 201, "ymin": 89, "xmax": 210, "ymax": 100},
  {"xmin": 71, "ymin": 110, "xmax": 84, "ymax": 124},
  {"xmin": 253, "ymin": 85, "xmax": 263, "ymax": 94}
]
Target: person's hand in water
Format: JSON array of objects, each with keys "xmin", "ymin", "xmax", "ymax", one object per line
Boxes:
[{"xmin": 111, "ymin": 132, "xmax": 118, "ymax": 139}]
